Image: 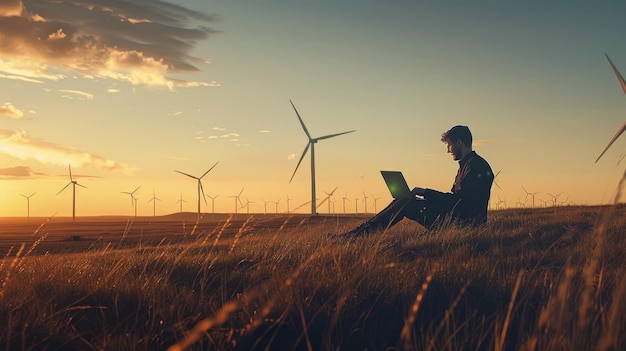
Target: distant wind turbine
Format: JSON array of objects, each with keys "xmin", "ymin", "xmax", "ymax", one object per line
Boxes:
[
  {"xmin": 317, "ymin": 186, "xmax": 338, "ymax": 214},
  {"xmin": 288, "ymin": 99, "xmax": 356, "ymax": 215},
  {"xmin": 20, "ymin": 192, "xmax": 36, "ymax": 218},
  {"xmin": 362, "ymin": 191, "xmax": 369, "ymax": 213},
  {"xmin": 121, "ymin": 186, "xmax": 141, "ymax": 216},
  {"xmin": 228, "ymin": 188, "xmax": 245, "ymax": 213},
  {"xmin": 262, "ymin": 198, "xmax": 271, "ymax": 214},
  {"xmin": 176, "ymin": 193, "xmax": 187, "ymax": 213},
  {"xmin": 57, "ymin": 165, "xmax": 87, "ymax": 222},
  {"xmin": 148, "ymin": 190, "xmax": 161, "ymax": 217},
  {"xmin": 522, "ymin": 186, "xmax": 539, "ymax": 208},
  {"xmin": 547, "ymin": 192, "xmax": 563, "ymax": 207},
  {"xmin": 596, "ymin": 54, "xmax": 626, "ymax": 163},
  {"xmin": 373, "ymin": 196, "xmax": 381, "ymax": 213},
  {"xmin": 342, "ymin": 193, "xmax": 349, "ymax": 214},
  {"xmin": 272, "ymin": 199, "xmax": 281, "ymax": 214},
  {"xmin": 286, "ymin": 194, "xmax": 292, "ymax": 214},
  {"xmin": 206, "ymin": 194, "xmax": 219, "ymax": 214},
  {"xmin": 175, "ymin": 161, "xmax": 219, "ymax": 218}
]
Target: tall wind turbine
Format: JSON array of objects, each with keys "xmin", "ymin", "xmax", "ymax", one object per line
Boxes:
[
  {"xmin": 148, "ymin": 190, "xmax": 161, "ymax": 217},
  {"xmin": 175, "ymin": 161, "xmax": 219, "ymax": 218},
  {"xmin": 57, "ymin": 165, "xmax": 87, "ymax": 222},
  {"xmin": 288, "ymin": 99, "xmax": 356, "ymax": 215},
  {"xmin": 121, "ymin": 185, "xmax": 141, "ymax": 216},
  {"xmin": 20, "ymin": 192, "xmax": 36, "ymax": 218},
  {"xmin": 596, "ymin": 54, "xmax": 626, "ymax": 163}
]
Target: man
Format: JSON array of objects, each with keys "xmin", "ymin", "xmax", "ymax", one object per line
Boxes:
[{"xmin": 335, "ymin": 125, "xmax": 494, "ymax": 237}]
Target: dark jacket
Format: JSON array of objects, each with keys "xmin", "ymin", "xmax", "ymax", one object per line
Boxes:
[{"xmin": 423, "ymin": 151, "xmax": 494, "ymax": 226}]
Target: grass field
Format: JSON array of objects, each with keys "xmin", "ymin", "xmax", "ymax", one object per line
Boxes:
[{"xmin": 1, "ymin": 206, "xmax": 624, "ymax": 350}]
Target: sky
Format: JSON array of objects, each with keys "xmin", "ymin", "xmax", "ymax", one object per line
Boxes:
[{"xmin": 2, "ymin": 0, "xmax": 626, "ymax": 217}]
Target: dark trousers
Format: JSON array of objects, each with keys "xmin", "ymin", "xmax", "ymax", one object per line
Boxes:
[{"xmin": 364, "ymin": 198, "xmax": 446, "ymax": 231}]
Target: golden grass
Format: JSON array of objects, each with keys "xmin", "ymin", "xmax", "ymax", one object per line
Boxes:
[{"xmin": 0, "ymin": 207, "xmax": 624, "ymax": 350}]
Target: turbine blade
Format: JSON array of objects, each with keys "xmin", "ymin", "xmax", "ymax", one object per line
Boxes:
[
  {"xmin": 57, "ymin": 182, "xmax": 71, "ymax": 195},
  {"xmin": 132, "ymin": 185, "xmax": 141, "ymax": 194},
  {"xmin": 76, "ymin": 183, "xmax": 87, "ymax": 189},
  {"xmin": 290, "ymin": 99, "xmax": 312, "ymax": 139},
  {"xmin": 238, "ymin": 187, "xmax": 245, "ymax": 196},
  {"xmin": 317, "ymin": 196, "xmax": 329, "ymax": 209},
  {"xmin": 199, "ymin": 180, "xmax": 207, "ymax": 205},
  {"xmin": 175, "ymin": 170, "xmax": 198, "ymax": 179},
  {"xmin": 606, "ymin": 54, "xmax": 626, "ymax": 95},
  {"xmin": 289, "ymin": 143, "xmax": 310, "ymax": 183},
  {"xmin": 200, "ymin": 161, "xmax": 220, "ymax": 179},
  {"xmin": 595, "ymin": 120, "xmax": 626, "ymax": 163},
  {"xmin": 329, "ymin": 186, "xmax": 338, "ymax": 195},
  {"xmin": 68, "ymin": 164, "xmax": 73, "ymax": 181},
  {"xmin": 315, "ymin": 130, "xmax": 356, "ymax": 141}
]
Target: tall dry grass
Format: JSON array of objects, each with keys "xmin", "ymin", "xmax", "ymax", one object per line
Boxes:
[{"xmin": 0, "ymin": 205, "xmax": 624, "ymax": 350}]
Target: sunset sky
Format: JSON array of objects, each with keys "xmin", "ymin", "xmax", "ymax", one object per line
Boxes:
[{"xmin": 2, "ymin": 0, "xmax": 626, "ymax": 217}]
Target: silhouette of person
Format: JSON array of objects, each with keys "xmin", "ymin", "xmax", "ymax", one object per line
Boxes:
[{"xmin": 334, "ymin": 125, "xmax": 494, "ymax": 237}]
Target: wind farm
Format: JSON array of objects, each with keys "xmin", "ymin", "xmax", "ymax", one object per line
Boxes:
[{"xmin": 2, "ymin": 2, "xmax": 626, "ymax": 350}]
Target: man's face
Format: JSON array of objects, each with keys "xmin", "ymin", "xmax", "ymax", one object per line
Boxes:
[{"xmin": 446, "ymin": 139, "xmax": 463, "ymax": 161}]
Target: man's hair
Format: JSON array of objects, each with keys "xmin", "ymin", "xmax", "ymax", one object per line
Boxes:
[{"xmin": 441, "ymin": 125, "xmax": 472, "ymax": 147}]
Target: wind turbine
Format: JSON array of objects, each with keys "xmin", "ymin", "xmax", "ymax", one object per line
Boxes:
[
  {"xmin": 175, "ymin": 161, "xmax": 219, "ymax": 218},
  {"xmin": 262, "ymin": 198, "xmax": 271, "ymax": 214},
  {"xmin": 342, "ymin": 193, "xmax": 349, "ymax": 214},
  {"xmin": 57, "ymin": 165, "xmax": 87, "ymax": 222},
  {"xmin": 176, "ymin": 193, "xmax": 187, "ymax": 213},
  {"xmin": 286, "ymin": 194, "xmax": 292, "ymax": 214},
  {"xmin": 373, "ymin": 196, "xmax": 382, "ymax": 213},
  {"xmin": 362, "ymin": 191, "xmax": 369, "ymax": 213},
  {"xmin": 228, "ymin": 188, "xmax": 245, "ymax": 214},
  {"xmin": 20, "ymin": 192, "xmax": 36, "ymax": 218},
  {"xmin": 288, "ymin": 99, "xmax": 356, "ymax": 215},
  {"xmin": 241, "ymin": 196, "xmax": 255, "ymax": 214},
  {"xmin": 148, "ymin": 190, "xmax": 161, "ymax": 217},
  {"xmin": 547, "ymin": 192, "xmax": 563, "ymax": 207},
  {"xmin": 317, "ymin": 186, "xmax": 338, "ymax": 214},
  {"xmin": 596, "ymin": 54, "xmax": 626, "ymax": 163},
  {"xmin": 121, "ymin": 186, "xmax": 141, "ymax": 216},
  {"xmin": 206, "ymin": 194, "xmax": 219, "ymax": 214},
  {"xmin": 272, "ymin": 199, "xmax": 281, "ymax": 214},
  {"xmin": 522, "ymin": 186, "xmax": 539, "ymax": 208}
]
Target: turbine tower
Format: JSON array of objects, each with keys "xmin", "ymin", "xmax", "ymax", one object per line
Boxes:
[
  {"xmin": 121, "ymin": 186, "xmax": 141, "ymax": 216},
  {"xmin": 148, "ymin": 190, "xmax": 161, "ymax": 217},
  {"xmin": 596, "ymin": 54, "xmax": 626, "ymax": 163},
  {"xmin": 20, "ymin": 192, "xmax": 36, "ymax": 218},
  {"xmin": 57, "ymin": 165, "xmax": 87, "ymax": 222},
  {"xmin": 317, "ymin": 186, "xmax": 338, "ymax": 214},
  {"xmin": 175, "ymin": 161, "xmax": 219, "ymax": 218},
  {"xmin": 288, "ymin": 99, "xmax": 355, "ymax": 215}
]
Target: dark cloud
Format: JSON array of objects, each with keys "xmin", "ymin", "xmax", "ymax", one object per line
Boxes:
[{"xmin": 0, "ymin": 0, "xmax": 221, "ymax": 87}]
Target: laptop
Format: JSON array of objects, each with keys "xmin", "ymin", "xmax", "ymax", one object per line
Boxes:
[{"xmin": 380, "ymin": 171, "xmax": 413, "ymax": 199}]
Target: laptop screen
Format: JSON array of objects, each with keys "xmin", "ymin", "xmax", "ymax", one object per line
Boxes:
[{"xmin": 380, "ymin": 171, "xmax": 412, "ymax": 199}]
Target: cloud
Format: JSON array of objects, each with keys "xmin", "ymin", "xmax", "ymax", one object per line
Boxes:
[
  {"xmin": 212, "ymin": 126, "xmax": 226, "ymax": 131},
  {"xmin": 0, "ymin": 129, "xmax": 132, "ymax": 171},
  {"xmin": 0, "ymin": 0, "xmax": 221, "ymax": 88},
  {"xmin": 168, "ymin": 111, "xmax": 184, "ymax": 116},
  {"xmin": 287, "ymin": 153, "xmax": 297, "ymax": 160},
  {"xmin": 0, "ymin": 165, "xmax": 47, "ymax": 180},
  {"xmin": 107, "ymin": 88, "xmax": 121, "ymax": 93},
  {"xmin": 473, "ymin": 139, "xmax": 490, "ymax": 147},
  {"xmin": 258, "ymin": 130, "xmax": 271, "ymax": 133},
  {"xmin": 220, "ymin": 133, "xmax": 239, "ymax": 138},
  {"xmin": 0, "ymin": 102, "xmax": 24, "ymax": 119},
  {"xmin": 58, "ymin": 89, "xmax": 94, "ymax": 100}
]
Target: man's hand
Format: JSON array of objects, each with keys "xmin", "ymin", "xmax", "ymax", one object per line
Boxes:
[{"xmin": 411, "ymin": 187, "xmax": 426, "ymax": 197}]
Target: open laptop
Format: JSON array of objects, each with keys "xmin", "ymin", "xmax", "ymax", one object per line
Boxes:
[{"xmin": 380, "ymin": 171, "xmax": 413, "ymax": 199}]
